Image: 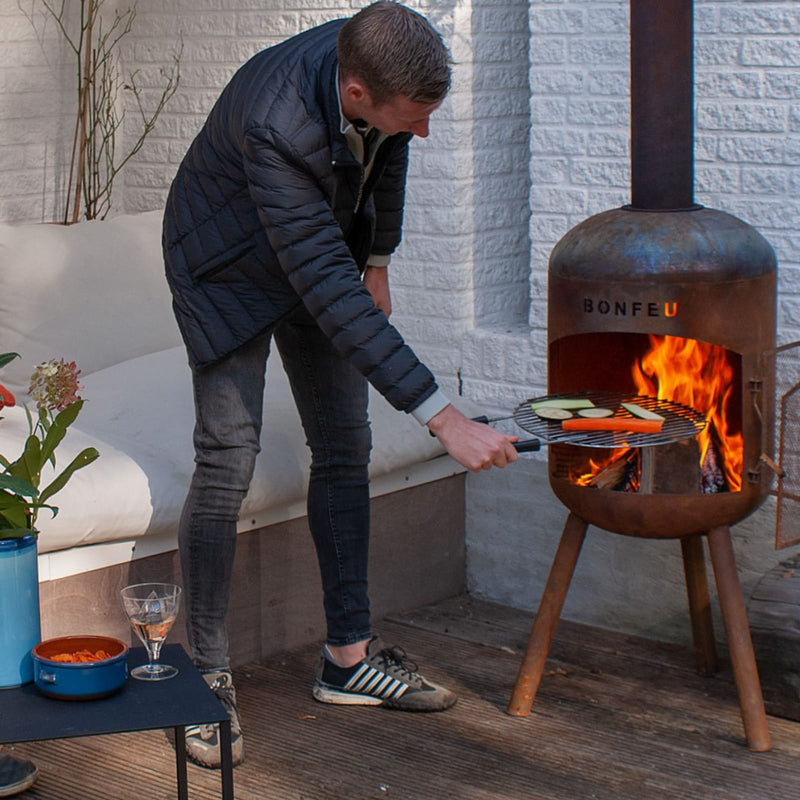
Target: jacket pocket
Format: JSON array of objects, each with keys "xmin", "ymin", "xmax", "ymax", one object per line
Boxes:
[{"xmin": 191, "ymin": 240, "xmax": 255, "ymax": 282}]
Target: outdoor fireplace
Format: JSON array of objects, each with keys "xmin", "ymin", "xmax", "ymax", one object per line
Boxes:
[
  {"xmin": 546, "ymin": 206, "xmax": 775, "ymax": 538},
  {"xmin": 506, "ymin": 0, "xmax": 776, "ymax": 752}
]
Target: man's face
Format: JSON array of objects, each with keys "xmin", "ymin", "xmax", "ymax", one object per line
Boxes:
[
  {"xmin": 364, "ymin": 94, "xmax": 442, "ymax": 138},
  {"xmin": 341, "ymin": 77, "xmax": 442, "ymax": 138}
]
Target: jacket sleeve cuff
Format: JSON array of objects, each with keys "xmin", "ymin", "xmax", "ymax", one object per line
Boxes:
[
  {"xmin": 367, "ymin": 253, "xmax": 391, "ymax": 267},
  {"xmin": 409, "ymin": 389, "xmax": 451, "ymax": 426}
]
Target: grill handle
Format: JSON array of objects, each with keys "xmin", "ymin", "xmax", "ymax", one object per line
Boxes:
[{"xmin": 472, "ymin": 416, "xmax": 541, "ymax": 453}]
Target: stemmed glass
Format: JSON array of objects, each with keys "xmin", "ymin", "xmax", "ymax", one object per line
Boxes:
[{"xmin": 120, "ymin": 582, "xmax": 182, "ymax": 681}]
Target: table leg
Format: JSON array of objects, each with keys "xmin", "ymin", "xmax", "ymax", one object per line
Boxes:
[
  {"xmin": 174, "ymin": 726, "xmax": 188, "ymax": 800},
  {"xmin": 219, "ymin": 718, "xmax": 234, "ymax": 800}
]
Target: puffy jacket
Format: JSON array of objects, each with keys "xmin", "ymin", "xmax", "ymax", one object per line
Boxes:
[{"xmin": 163, "ymin": 18, "xmax": 439, "ymax": 414}]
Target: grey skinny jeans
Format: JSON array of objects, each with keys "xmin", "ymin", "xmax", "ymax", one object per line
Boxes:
[{"xmin": 179, "ymin": 306, "xmax": 373, "ymax": 670}]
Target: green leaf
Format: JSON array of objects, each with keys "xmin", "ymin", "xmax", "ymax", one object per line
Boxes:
[
  {"xmin": 0, "ymin": 474, "xmax": 39, "ymax": 498},
  {"xmin": 40, "ymin": 400, "xmax": 84, "ymax": 465},
  {"xmin": 0, "ymin": 496, "xmax": 32, "ymax": 530},
  {"xmin": 14, "ymin": 435, "xmax": 43, "ymax": 488},
  {"xmin": 37, "ymin": 447, "xmax": 100, "ymax": 507},
  {"xmin": 0, "ymin": 352, "xmax": 20, "ymax": 369}
]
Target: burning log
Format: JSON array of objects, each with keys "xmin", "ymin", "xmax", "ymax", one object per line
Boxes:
[
  {"xmin": 701, "ymin": 429, "xmax": 729, "ymax": 493},
  {"xmin": 641, "ymin": 438, "xmax": 702, "ymax": 494},
  {"xmin": 586, "ymin": 450, "xmax": 639, "ymax": 491}
]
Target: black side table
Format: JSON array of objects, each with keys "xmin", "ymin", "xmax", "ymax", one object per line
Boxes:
[{"xmin": 0, "ymin": 644, "xmax": 233, "ymax": 800}]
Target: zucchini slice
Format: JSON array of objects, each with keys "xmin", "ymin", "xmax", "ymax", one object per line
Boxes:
[
  {"xmin": 577, "ymin": 407, "xmax": 614, "ymax": 418},
  {"xmin": 529, "ymin": 398, "xmax": 595, "ymax": 411},
  {"xmin": 621, "ymin": 402, "xmax": 665, "ymax": 422},
  {"xmin": 535, "ymin": 406, "xmax": 574, "ymax": 420}
]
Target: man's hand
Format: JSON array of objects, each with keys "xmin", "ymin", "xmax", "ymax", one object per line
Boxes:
[
  {"xmin": 427, "ymin": 404, "xmax": 519, "ymax": 472},
  {"xmin": 363, "ymin": 265, "xmax": 392, "ymax": 317}
]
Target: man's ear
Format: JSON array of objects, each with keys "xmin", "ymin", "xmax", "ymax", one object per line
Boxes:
[{"xmin": 343, "ymin": 77, "xmax": 370, "ymax": 105}]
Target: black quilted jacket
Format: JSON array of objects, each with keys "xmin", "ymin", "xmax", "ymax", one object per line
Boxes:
[{"xmin": 163, "ymin": 18, "xmax": 439, "ymax": 414}]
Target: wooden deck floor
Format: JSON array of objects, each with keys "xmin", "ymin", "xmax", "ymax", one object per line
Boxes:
[{"xmin": 9, "ymin": 596, "xmax": 800, "ymax": 799}]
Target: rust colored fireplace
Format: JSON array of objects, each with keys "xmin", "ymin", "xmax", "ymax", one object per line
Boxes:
[{"xmin": 507, "ymin": 0, "xmax": 776, "ymax": 751}]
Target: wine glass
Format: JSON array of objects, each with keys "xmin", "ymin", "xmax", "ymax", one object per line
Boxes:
[{"xmin": 120, "ymin": 582, "xmax": 182, "ymax": 681}]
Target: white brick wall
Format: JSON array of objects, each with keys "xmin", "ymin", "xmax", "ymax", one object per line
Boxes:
[
  {"xmin": 466, "ymin": 0, "xmax": 800, "ymax": 643},
  {"xmin": 2, "ymin": 0, "xmax": 799, "ymax": 639}
]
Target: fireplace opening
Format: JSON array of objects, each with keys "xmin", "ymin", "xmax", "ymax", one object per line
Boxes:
[{"xmin": 548, "ymin": 331, "xmax": 743, "ymax": 495}]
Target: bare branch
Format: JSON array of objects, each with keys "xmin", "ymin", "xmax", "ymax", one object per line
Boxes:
[{"xmin": 24, "ymin": 1, "xmax": 181, "ymax": 221}]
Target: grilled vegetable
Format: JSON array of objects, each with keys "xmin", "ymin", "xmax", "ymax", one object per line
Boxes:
[
  {"xmin": 535, "ymin": 406, "xmax": 574, "ymax": 420},
  {"xmin": 577, "ymin": 407, "xmax": 614, "ymax": 418},
  {"xmin": 530, "ymin": 398, "xmax": 595, "ymax": 411},
  {"xmin": 621, "ymin": 402, "xmax": 665, "ymax": 422},
  {"xmin": 561, "ymin": 418, "xmax": 663, "ymax": 434}
]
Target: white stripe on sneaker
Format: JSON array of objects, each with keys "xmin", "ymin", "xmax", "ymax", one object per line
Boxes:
[{"xmin": 343, "ymin": 664, "xmax": 411, "ymax": 700}]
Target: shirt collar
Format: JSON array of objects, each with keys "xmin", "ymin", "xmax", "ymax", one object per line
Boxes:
[{"xmin": 336, "ymin": 68, "xmax": 374, "ymax": 137}]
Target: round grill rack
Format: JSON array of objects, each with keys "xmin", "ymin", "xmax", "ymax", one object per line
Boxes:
[{"xmin": 514, "ymin": 391, "xmax": 707, "ymax": 449}]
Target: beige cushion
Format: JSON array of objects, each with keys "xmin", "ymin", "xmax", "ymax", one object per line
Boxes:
[{"xmin": 0, "ymin": 213, "xmax": 454, "ymax": 556}]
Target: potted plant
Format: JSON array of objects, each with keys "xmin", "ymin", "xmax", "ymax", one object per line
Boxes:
[{"xmin": 0, "ymin": 352, "xmax": 99, "ymax": 687}]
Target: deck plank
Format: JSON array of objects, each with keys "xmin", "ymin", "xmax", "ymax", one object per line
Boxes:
[{"xmin": 9, "ymin": 596, "xmax": 799, "ymax": 799}]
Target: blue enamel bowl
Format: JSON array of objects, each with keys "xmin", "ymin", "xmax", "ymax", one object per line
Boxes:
[{"xmin": 32, "ymin": 635, "xmax": 128, "ymax": 700}]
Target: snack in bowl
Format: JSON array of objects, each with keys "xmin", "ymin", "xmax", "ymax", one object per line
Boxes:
[{"xmin": 31, "ymin": 635, "xmax": 128, "ymax": 700}]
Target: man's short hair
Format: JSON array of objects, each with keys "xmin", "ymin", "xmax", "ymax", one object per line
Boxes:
[{"xmin": 337, "ymin": 1, "xmax": 452, "ymax": 106}]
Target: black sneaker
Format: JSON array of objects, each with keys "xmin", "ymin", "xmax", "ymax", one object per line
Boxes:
[
  {"xmin": 312, "ymin": 636, "xmax": 457, "ymax": 712},
  {"xmin": 185, "ymin": 669, "xmax": 245, "ymax": 769},
  {"xmin": 0, "ymin": 753, "xmax": 37, "ymax": 798}
]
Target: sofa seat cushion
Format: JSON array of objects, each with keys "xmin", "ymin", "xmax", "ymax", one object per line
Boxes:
[{"xmin": 1, "ymin": 346, "xmax": 450, "ymax": 555}]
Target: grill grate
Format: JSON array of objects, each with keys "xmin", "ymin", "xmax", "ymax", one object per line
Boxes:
[{"xmin": 514, "ymin": 391, "xmax": 706, "ymax": 449}]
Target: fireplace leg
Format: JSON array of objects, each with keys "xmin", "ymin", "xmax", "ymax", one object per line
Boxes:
[
  {"xmin": 681, "ymin": 534, "xmax": 718, "ymax": 676},
  {"xmin": 706, "ymin": 525, "xmax": 772, "ymax": 752},
  {"xmin": 506, "ymin": 512, "xmax": 587, "ymax": 717}
]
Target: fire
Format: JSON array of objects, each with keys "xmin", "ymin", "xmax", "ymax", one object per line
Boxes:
[
  {"xmin": 632, "ymin": 335, "xmax": 742, "ymax": 491},
  {"xmin": 570, "ymin": 334, "xmax": 743, "ymax": 492}
]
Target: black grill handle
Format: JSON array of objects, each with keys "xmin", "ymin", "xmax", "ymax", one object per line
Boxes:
[{"xmin": 471, "ymin": 416, "xmax": 541, "ymax": 453}]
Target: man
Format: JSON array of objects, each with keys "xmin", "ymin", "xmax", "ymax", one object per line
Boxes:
[{"xmin": 163, "ymin": 1, "xmax": 519, "ymax": 770}]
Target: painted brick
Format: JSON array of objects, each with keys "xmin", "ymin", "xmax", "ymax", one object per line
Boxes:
[
  {"xmin": 567, "ymin": 97, "xmax": 628, "ymax": 127},
  {"xmin": 696, "ymin": 71, "xmax": 763, "ymax": 99},
  {"xmin": 569, "ymin": 37, "xmax": 628, "ymax": 67},
  {"xmin": 529, "ymin": 38, "xmax": 567, "ymax": 65},
  {"xmin": 529, "ymin": 8, "xmax": 585, "ymax": 35},
  {"xmin": 585, "ymin": 69, "xmax": 628, "ymax": 97},
  {"xmin": 720, "ymin": 8, "xmax": 800, "ymax": 35},
  {"xmin": 695, "ymin": 38, "xmax": 743, "ymax": 67},
  {"xmin": 698, "ymin": 102, "xmax": 786, "ymax": 133},
  {"xmin": 1, "ymin": 3, "xmax": 799, "ymax": 639}
]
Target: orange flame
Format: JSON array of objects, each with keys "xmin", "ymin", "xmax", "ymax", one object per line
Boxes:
[{"xmin": 632, "ymin": 335, "xmax": 742, "ymax": 491}]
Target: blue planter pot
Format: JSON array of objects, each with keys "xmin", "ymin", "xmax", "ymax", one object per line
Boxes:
[{"xmin": 0, "ymin": 534, "xmax": 41, "ymax": 688}]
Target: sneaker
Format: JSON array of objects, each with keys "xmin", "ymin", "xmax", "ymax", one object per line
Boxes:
[
  {"xmin": 0, "ymin": 753, "xmax": 38, "ymax": 798},
  {"xmin": 312, "ymin": 636, "xmax": 457, "ymax": 712},
  {"xmin": 185, "ymin": 669, "xmax": 245, "ymax": 769}
]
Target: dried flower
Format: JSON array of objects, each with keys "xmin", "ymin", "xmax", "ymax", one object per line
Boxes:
[
  {"xmin": 28, "ymin": 359, "xmax": 83, "ymax": 412},
  {"xmin": 1, "ymin": 353, "xmax": 98, "ymax": 537}
]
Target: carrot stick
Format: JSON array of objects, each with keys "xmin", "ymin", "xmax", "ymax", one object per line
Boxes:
[{"xmin": 561, "ymin": 418, "xmax": 663, "ymax": 434}]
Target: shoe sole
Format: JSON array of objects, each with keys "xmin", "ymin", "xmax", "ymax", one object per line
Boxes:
[
  {"xmin": 312, "ymin": 682, "xmax": 457, "ymax": 711},
  {"xmin": 312, "ymin": 684, "xmax": 385, "ymax": 706},
  {"xmin": 185, "ymin": 733, "xmax": 245, "ymax": 770},
  {"xmin": 186, "ymin": 743, "xmax": 245, "ymax": 770}
]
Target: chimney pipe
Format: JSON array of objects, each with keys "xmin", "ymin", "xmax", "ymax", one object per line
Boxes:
[{"xmin": 629, "ymin": 0, "xmax": 695, "ymax": 210}]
